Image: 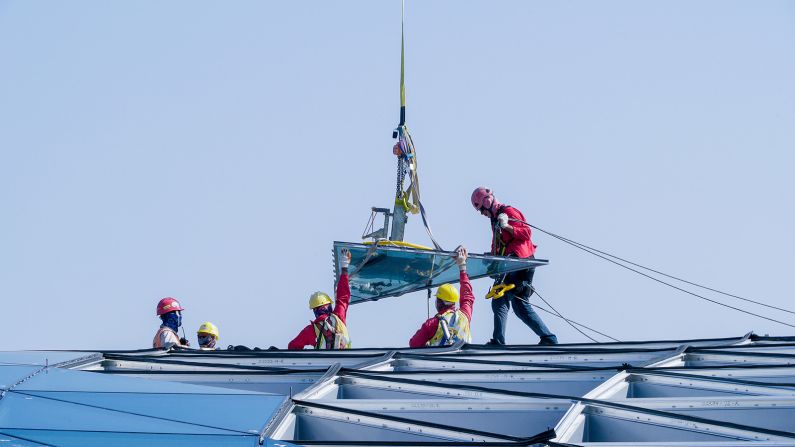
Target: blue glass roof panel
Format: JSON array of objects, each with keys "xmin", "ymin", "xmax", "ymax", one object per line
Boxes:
[
  {"xmin": 0, "ymin": 365, "xmax": 284, "ymax": 445},
  {"xmin": 333, "ymin": 241, "xmax": 548, "ymax": 303},
  {"xmin": 17, "ymin": 365, "xmax": 266, "ymax": 394},
  {"xmin": 0, "ymin": 430, "xmax": 258, "ymax": 447},
  {"xmin": 0, "ymin": 351, "xmax": 90, "ymax": 367},
  {"xmin": 0, "ymin": 365, "xmax": 43, "ymax": 388},
  {"xmin": 0, "ymin": 392, "xmax": 236, "ymax": 434},
  {"xmin": 20, "ymin": 390, "xmax": 284, "ymax": 434},
  {"xmin": 0, "ymin": 431, "xmax": 47, "ymax": 446}
]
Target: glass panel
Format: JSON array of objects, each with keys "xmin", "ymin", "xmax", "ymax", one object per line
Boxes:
[
  {"xmin": 17, "ymin": 366, "xmax": 258, "ymax": 394},
  {"xmin": 0, "ymin": 430, "xmax": 47, "ymax": 446},
  {"xmin": 20, "ymin": 391, "xmax": 284, "ymax": 434},
  {"xmin": 0, "ymin": 351, "xmax": 89, "ymax": 367},
  {"xmin": 0, "ymin": 367, "xmax": 285, "ymax": 442},
  {"xmin": 333, "ymin": 242, "xmax": 548, "ymax": 304},
  {"xmin": 1, "ymin": 430, "xmax": 258, "ymax": 447},
  {"xmin": 0, "ymin": 392, "xmax": 237, "ymax": 434},
  {"xmin": 0, "ymin": 365, "xmax": 43, "ymax": 388}
]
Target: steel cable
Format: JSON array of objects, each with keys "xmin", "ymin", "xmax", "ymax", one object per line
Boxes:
[
  {"xmin": 511, "ymin": 220, "xmax": 795, "ymax": 330},
  {"xmin": 529, "ymin": 298, "xmax": 622, "ymax": 342},
  {"xmin": 531, "ymin": 224, "xmax": 795, "ymax": 316},
  {"xmin": 512, "ymin": 288, "xmax": 599, "ymax": 343}
]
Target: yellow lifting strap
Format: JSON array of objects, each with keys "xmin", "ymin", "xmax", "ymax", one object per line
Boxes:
[
  {"xmin": 486, "ymin": 283, "xmax": 516, "ymax": 300},
  {"xmin": 396, "ymin": 1, "xmax": 419, "ymax": 215},
  {"xmin": 391, "ymin": 0, "xmax": 441, "ymax": 250},
  {"xmin": 396, "ymin": 190, "xmax": 419, "ymax": 214},
  {"xmin": 400, "ymin": 0, "xmax": 406, "ymax": 113},
  {"xmin": 364, "ymin": 240, "xmax": 433, "ymax": 250}
]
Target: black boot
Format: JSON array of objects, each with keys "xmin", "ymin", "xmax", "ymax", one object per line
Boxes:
[{"xmin": 538, "ymin": 335, "xmax": 558, "ymax": 346}]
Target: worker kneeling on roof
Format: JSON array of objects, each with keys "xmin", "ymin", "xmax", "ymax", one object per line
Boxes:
[
  {"xmin": 197, "ymin": 322, "xmax": 219, "ymax": 350},
  {"xmin": 153, "ymin": 297, "xmax": 190, "ymax": 349},
  {"xmin": 288, "ymin": 248, "xmax": 352, "ymax": 350},
  {"xmin": 409, "ymin": 246, "xmax": 473, "ymax": 347}
]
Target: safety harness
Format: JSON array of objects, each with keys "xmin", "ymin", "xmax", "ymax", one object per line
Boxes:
[
  {"xmin": 427, "ymin": 309, "xmax": 471, "ymax": 346},
  {"xmin": 491, "ymin": 204, "xmax": 515, "ymax": 256},
  {"xmin": 488, "ymin": 205, "xmax": 527, "ymax": 299},
  {"xmin": 313, "ymin": 314, "xmax": 351, "ymax": 350}
]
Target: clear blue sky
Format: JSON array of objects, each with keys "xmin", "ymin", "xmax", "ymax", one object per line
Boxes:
[{"xmin": 1, "ymin": 1, "xmax": 794, "ymax": 350}]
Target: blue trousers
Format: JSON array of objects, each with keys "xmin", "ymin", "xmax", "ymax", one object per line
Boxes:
[{"xmin": 491, "ymin": 268, "xmax": 557, "ymax": 345}]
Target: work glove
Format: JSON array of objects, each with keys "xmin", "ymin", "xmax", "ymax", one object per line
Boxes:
[
  {"xmin": 497, "ymin": 213, "xmax": 510, "ymax": 229},
  {"xmin": 179, "ymin": 337, "xmax": 190, "ymax": 347},
  {"xmin": 453, "ymin": 245, "xmax": 468, "ymax": 271},
  {"xmin": 340, "ymin": 248, "xmax": 351, "ymax": 269}
]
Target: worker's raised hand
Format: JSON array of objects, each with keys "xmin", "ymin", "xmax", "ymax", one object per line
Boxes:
[
  {"xmin": 453, "ymin": 245, "xmax": 468, "ymax": 271},
  {"xmin": 340, "ymin": 248, "xmax": 351, "ymax": 269},
  {"xmin": 497, "ymin": 213, "xmax": 510, "ymax": 229}
]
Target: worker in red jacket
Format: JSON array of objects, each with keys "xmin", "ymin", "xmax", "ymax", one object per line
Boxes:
[
  {"xmin": 288, "ymin": 248, "xmax": 352, "ymax": 349},
  {"xmin": 409, "ymin": 246, "xmax": 474, "ymax": 347},
  {"xmin": 471, "ymin": 187, "xmax": 558, "ymax": 345}
]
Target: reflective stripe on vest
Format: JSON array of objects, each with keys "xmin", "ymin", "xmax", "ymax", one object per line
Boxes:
[
  {"xmin": 427, "ymin": 309, "xmax": 471, "ymax": 346},
  {"xmin": 153, "ymin": 326, "xmax": 179, "ymax": 349},
  {"xmin": 313, "ymin": 314, "xmax": 351, "ymax": 350}
]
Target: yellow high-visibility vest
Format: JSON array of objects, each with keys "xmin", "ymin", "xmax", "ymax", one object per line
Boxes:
[
  {"xmin": 313, "ymin": 314, "xmax": 351, "ymax": 350},
  {"xmin": 427, "ymin": 309, "xmax": 471, "ymax": 346}
]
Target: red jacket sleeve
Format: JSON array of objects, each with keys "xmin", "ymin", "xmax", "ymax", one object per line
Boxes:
[
  {"xmin": 458, "ymin": 271, "xmax": 474, "ymax": 322},
  {"xmin": 503, "ymin": 207, "xmax": 531, "ymax": 243},
  {"xmin": 333, "ymin": 271, "xmax": 350, "ymax": 323},
  {"xmin": 288, "ymin": 323, "xmax": 316, "ymax": 350},
  {"xmin": 409, "ymin": 317, "xmax": 439, "ymax": 348}
]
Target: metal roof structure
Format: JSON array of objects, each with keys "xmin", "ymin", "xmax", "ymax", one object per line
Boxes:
[{"xmin": 3, "ymin": 333, "xmax": 795, "ymax": 446}]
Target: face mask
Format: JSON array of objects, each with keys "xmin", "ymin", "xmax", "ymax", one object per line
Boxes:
[
  {"xmin": 313, "ymin": 305, "xmax": 332, "ymax": 319},
  {"xmin": 161, "ymin": 311, "xmax": 182, "ymax": 332},
  {"xmin": 198, "ymin": 335, "xmax": 216, "ymax": 348}
]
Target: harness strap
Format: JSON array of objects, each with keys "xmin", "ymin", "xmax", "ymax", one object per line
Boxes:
[
  {"xmin": 315, "ymin": 315, "xmax": 335, "ymax": 349},
  {"xmin": 436, "ymin": 310, "xmax": 458, "ymax": 346},
  {"xmin": 492, "ymin": 205, "xmax": 515, "ymax": 255}
]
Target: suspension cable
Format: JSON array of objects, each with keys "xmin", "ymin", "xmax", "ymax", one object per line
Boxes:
[
  {"xmin": 511, "ymin": 219, "xmax": 795, "ymax": 330},
  {"xmin": 529, "ymin": 299, "xmax": 622, "ymax": 343},
  {"xmin": 520, "ymin": 286, "xmax": 599, "ymax": 343},
  {"xmin": 532, "ymin": 224, "xmax": 795, "ymax": 316},
  {"xmin": 391, "ymin": 0, "xmax": 443, "ymax": 251}
]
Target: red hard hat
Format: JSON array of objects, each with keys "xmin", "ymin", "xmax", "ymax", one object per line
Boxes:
[
  {"xmin": 471, "ymin": 187, "xmax": 495, "ymax": 212},
  {"xmin": 156, "ymin": 297, "xmax": 184, "ymax": 316}
]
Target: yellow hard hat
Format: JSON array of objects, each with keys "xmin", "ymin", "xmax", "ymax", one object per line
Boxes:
[
  {"xmin": 197, "ymin": 321, "xmax": 219, "ymax": 339},
  {"xmin": 309, "ymin": 291, "xmax": 333, "ymax": 309},
  {"xmin": 435, "ymin": 284, "xmax": 459, "ymax": 303}
]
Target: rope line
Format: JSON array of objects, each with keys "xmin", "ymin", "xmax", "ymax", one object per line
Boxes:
[
  {"xmin": 532, "ymin": 224, "xmax": 795, "ymax": 316},
  {"xmin": 530, "ymin": 300, "xmax": 621, "ymax": 342},
  {"xmin": 514, "ymin": 220, "xmax": 795, "ymax": 330},
  {"xmin": 523, "ymin": 287, "xmax": 599, "ymax": 343}
]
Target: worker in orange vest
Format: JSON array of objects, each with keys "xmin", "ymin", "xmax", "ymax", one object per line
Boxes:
[{"xmin": 153, "ymin": 297, "xmax": 190, "ymax": 349}]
